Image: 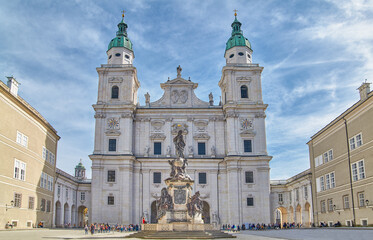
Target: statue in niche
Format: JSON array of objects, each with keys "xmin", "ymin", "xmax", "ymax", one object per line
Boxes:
[
  {"xmin": 166, "ymin": 145, "xmax": 171, "ymax": 156},
  {"xmin": 144, "ymin": 146, "xmax": 150, "ymax": 157},
  {"xmin": 211, "ymin": 146, "xmax": 216, "ymax": 156},
  {"xmin": 173, "ymin": 130, "xmax": 185, "ymax": 159},
  {"xmin": 145, "ymin": 92, "xmax": 150, "ymax": 104},
  {"xmin": 187, "ymin": 191, "xmax": 203, "ymax": 217}
]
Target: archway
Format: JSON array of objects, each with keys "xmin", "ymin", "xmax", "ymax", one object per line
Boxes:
[
  {"xmin": 150, "ymin": 201, "xmax": 157, "ymax": 223},
  {"xmin": 289, "ymin": 206, "xmax": 294, "ymax": 223},
  {"xmin": 55, "ymin": 201, "xmax": 62, "ymax": 227},
  {"xmin": 296, "ymin": 204, "xmax": 302, "ymax": 225},
  {"xmin": 304, "ymin": 202, "xmax": 311, "ymax": 227},
  {"xmin": 77, "ymin": 205, "xmax": 87, "ymax": 227},
  {"xmin": 71, "ymin": 205, "xmax": 76, "ymax": 227},
  {"xmin": 202, "ymin": 201, "xmax": 210, "ymax": 224},
  {"xmin": 275, "ymin": 207, "xmax": 288, "ymax": 227},
  {"xmin": 64, "ymin": 203, "xmax": 70, "ymax": 226}
]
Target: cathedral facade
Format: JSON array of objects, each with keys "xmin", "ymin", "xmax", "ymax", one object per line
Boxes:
[{"xmin": 89, "ymin": 14, "xmax": 272, "ymax": 225}]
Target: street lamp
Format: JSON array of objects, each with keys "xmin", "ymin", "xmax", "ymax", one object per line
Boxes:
[{"xmin": 6, "ymin": 200, "xmax": 14, "ymax": 211}]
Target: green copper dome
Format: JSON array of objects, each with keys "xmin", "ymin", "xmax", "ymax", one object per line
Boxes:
[
  {"xmin": 75, "ymin": 161, "xmax": 85, "ymax": 170},
  {"xmin": 108, "ymin": 17, "xmax": 133, "ymax": 51},
  {"xmin": 225, "ymin": 16, "xmax": 251, "ymax": 52}
]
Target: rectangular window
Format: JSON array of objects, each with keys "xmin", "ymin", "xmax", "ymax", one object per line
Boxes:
[
  {"xmin": 350, "ymin": 137, "xmax": 356, "ymax": 150},
  {"xmin": 14, "ymin": 159, "xmax": 26, "ymax": 181},
  {"xmin": 321, "ymin": 200, "xmax": 326, "ymax": 213},
  {"xmin": 153, "ymin": 172, "xmax": 161, "ymax": 184},
  {"xmin": 343, "ymin": 195, "xmax": 349, "ymax": 209},
  {"xmin": 46, "ymin": 200, "xmax": 51, "ymax": 212},
  {"xmin": 304, "ymin": 186, "xmax": 308, "ymax": 199},
  {"xmin": 81, "ymin": 192, "xmax": 85, "ymax": 201},
  {"xmin": 278, "ymin": 193, "xmax": 283, "ymax": 203},
  {"xmin": 356, "ymin": 134, "xmax": 362, "ymax": 147},
  {"xmin": 358, "ymin": 160, "xmax": 365, "ymax": 180},
  {"xmin": 247, "ymin": 197, "xmax": 254, "ymax": 206},
  {"xmin": 42, "ymin": 147, "xmax": 47, "ymax": 160},
  {"xmin": 108, "ymin": 139, "xmax": 117, "ymax": 151},
  {"xmin": 352, "ymin": 160, "xmax": 365, "ymax": 181},
  {"xmin": 330, "ymin": 172, "xmax": 335, "ymax": 188},
  {"xmin": 323, "ymin": 152, "xmax": 329, "ymax": 163},
  {"xmin": 315, "ymin": 155, "xmax": 323, "ymax": 167},
  {"xmin": 41, "ymin": 199, "xmax": 46, "ymax": 211},
  {"xmin": 326, "ymin": 174, "xmax": 330, "ymax": 190},
  {"xmin": 199, "ymin": 172, "xmax": 207, "ymax": 184},
  {"xmin": 320, "ymin": 176, "xmax": 325, "ymax": 191},
  {"xmin": 107, "ymin": 170, "xmax": 116, "ymax": 182},
  {"xmin": 245, "ymin": 171, "xmax": 254, "ymax": 183},
  {"xmin": 358, "ymin": 192, "xmax": 365, "ymax": 207},
  {"xmin": 244, "ymin": 140, "xmax": 252, "ymax": 153},
  {"xmin": 289, "ymin": 192, "xmax": 292, "ymax": 204},
  {"xmin": 154, "ymin": 142, "xmax": 162, "ymax": 155},
  {"xmin": 57, "ymin": 185, "xmax": 61, "ymax": 196},
  {"xmin": 28, "ymin": 197, "xmax": 34, "ymax": 210},
  {"xmin": 108, "ymin": 196, "xmax": 114, "ymax": 205},
  {"xmin": 198, "ymin": 142, "xmax": 206, "ymax": 155},
  {"xmin": 16, "ymin": 131, "xmax": 28, "ymax": 147},
  {"xmin": 328, "ymin": 199, "xmax": 333, "ymax": 212},
  {"xmin": 65, "ymin": 188, "xmax": 69, "ymax": 199},
  {"xmin": 328, "ymin": 150, "xmax": 333, "ymax": 161}
]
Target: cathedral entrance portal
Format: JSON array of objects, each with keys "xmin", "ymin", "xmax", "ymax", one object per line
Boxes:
[
  {"xmin": 150, "ymin": 201, "xmax": 157, "ymax": 223},
  {"xmin": 202, "ymin": 201, "xmax": 210, "ymax": 224}
]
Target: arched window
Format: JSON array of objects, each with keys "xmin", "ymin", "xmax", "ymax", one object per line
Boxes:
[
  {"xmin": 111, "ymin": 86, "xmax": 119, "ymax": 99},
  {"xmin": 241, "ymin": 85, "xmax": 248, "ymax": 98}
]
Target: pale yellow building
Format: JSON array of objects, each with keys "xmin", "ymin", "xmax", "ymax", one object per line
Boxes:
[
  {"xmin": 308, "ymin": 82, "xmax": 373, "ymax": 227},
  {"xmin": 0, "ymin": 77, "xmax": 60, "ymax": 229}
]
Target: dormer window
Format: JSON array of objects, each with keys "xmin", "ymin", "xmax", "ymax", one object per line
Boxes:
[
  {"xmin": 241, "ymin": 85, "xmax": 248, "ymax": 98},
  {"xmin": 111, "ymin": 86, "xmax": 119, "ymax": 99}
]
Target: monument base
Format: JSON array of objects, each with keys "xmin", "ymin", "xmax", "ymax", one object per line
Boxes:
[{"xmin": 142, "ymin": 223, "xmax": 215, "ymax": 232}]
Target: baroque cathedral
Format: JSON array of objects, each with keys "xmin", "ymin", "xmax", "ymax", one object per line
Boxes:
[{"xmin": 88, "ymin": 13, "xmax": 272, "ymax": 226}]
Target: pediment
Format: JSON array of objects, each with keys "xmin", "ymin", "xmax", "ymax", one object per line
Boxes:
[{"xmin": 161, "ymin": 77, "xmax": 198, "ymax": 89}]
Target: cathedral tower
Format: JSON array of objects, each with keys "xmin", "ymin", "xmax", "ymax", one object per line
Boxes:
[
  {"xmin": 218, "ymin": 13, "xmax": 271, "ymax": 224},
  {"xmin": 90, "ymin": 13, "xmax": 139, "ymax": 224}
]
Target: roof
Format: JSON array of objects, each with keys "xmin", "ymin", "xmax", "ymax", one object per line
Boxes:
[
  {"xmin": 56, "ymin": 168, "xmax": 91, "ymax": 184},
  {"xmin": 108, "ymin": 17, "xmax": 133, "ymax": 51},
  {"xmin": 225, "ymin": 16, "xmax": 251, "ymax": 52},
  {"xmin": 0, "ymin": 80, "xmax": 60, "ymax": 138}
]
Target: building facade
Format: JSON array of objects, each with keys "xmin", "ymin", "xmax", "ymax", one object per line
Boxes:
[
  {"xmin": 308, "ymin": 82, "xmax": 373, "ymax": 227},
  {"xmin": 270, "ymin": 169, "xmax": 313, "ymax": 227},
  {"xmin": 0, "ymin": 77, "xmax": 60, "ymax": 229},
  {"xmin": 89, "ymin": 14, "xmax": 272, "ymax": 225},
  {"xmin": 53, "ymin": 161, "xmax": 91, "ymax": 228}
]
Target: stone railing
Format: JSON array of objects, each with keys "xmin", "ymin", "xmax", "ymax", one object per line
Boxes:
[
  {"xmin": 226, "ymin": 63, "xmax": 259, "ymax": 67},
  {"xmin": 100, "ymin": 64, "xmax": 133, "ymax": 68}
]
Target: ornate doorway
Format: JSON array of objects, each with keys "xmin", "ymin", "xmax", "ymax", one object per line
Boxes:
[{"xmin": 202, "ymin": 201, "xmax": 210, "ymax": 224}]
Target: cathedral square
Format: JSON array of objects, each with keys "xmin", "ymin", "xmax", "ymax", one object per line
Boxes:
[{"xmin": 1, "ymin": 1, "xmax": 373, "ymax": 239}]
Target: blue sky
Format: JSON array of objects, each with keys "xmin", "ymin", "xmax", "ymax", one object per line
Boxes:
[{"xmin": 1, "ymin": 0, "xmax": 372, "ymax": 179}]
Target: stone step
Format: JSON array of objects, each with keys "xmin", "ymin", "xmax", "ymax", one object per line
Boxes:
[{"xmin": 125, "ymin": 231, "xmax": 236, "ymax": 239}]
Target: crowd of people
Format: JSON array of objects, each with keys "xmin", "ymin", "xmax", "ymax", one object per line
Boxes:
[
  {"xmin": 221, "ymin": 222, "xmax": 305, "ymax": 231},
  {"xmin": 84, "ymin": 223, "xmax": 140, "ymax": 235}
]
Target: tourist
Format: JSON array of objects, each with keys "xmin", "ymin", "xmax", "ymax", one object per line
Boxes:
[{"xmin": 84, "ymin": 224, "xmax": 88, "ymax": 234}]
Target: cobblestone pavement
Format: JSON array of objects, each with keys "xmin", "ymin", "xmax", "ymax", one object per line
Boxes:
[
  {"xmin": 237, "ymin": 228, "xmax": 373, "ymax": 240},
  {"xmin": 0, "ymin": 228, "xmax": 372, "ymax": 240}
]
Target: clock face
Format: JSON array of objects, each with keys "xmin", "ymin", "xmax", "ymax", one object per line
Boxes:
[
  {"xmin": 108, "ymin": 118, "xmax": 119, "ymax": 129},
  {"xmin": 241, "ymin": 119, "xmax": 252, "ymax": 129}
]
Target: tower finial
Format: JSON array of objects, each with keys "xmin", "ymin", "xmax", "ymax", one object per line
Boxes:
[
  {"xmin": 233, "ymin": 9, "xmax": 238, "ymax": 17},
  {"xmin": 121, "ymin": 10, "xmax": 125, "ymax": 18}
]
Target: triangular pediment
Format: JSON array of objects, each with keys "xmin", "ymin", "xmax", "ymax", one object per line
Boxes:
[{"xmin": 161, "ymin": 77, "xmax": 198, "ymax": 89}]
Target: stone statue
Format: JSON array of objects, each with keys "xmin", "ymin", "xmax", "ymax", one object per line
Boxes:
[
  {"xmin": 173, "ymin": 130, "xmax": 185, "ymax": 159},
  {"xmin": 211, "ymin": 146, "xmax": 216, "ymax": 156},
  {"xmin": 187, "ymin": 191, "xmax": 203, "ymax": 218},
  {"xmin": 177, "ymin": 65, "xmax": 182, "ymax": 78},
  {"xmin": 166, "ymin": 145, "xmax": 171, "ymax": 156},
  {"xmin": 157, "ymin": 188, "xmax": 173, "ymax": 220},
  {"xmin": 145, "ymin": 92, "xmax": 150, "ymax": 104},
  {"xmin": 144, "ymin": 146, "xmax": 150, "ymax": 157},
  {"xmin": 209, "ymin": 92, "xmax": 213, "ymax": 102}
]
